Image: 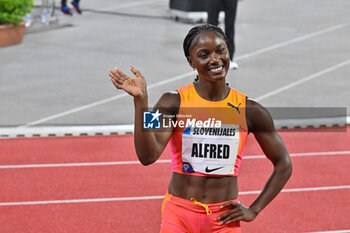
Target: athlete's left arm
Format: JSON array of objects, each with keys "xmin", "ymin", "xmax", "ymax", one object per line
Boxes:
[{"xmin": 217, "ymin": 98, "xmax": 292, "ymax": 224}]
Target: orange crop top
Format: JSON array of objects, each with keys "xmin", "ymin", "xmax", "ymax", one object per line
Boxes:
[{"xmin": 168, "ymin": 83, "xmax": 248, "ymax": 176}]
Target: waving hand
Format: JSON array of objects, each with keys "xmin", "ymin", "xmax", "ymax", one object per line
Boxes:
[{"xmin": 109, "ymin": 67, "xmax": 147, "ymax": 98}]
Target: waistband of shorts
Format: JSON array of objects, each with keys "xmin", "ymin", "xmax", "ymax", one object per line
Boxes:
[{"xmin": 165, "ymin": 193, "xmax": 239, "ymax": 214}]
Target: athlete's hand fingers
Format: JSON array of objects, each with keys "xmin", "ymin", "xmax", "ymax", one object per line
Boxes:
[
  {"xmin": 110, "ymin": 77, "xmax": 123, "ymax": 89},
  {"xmin": 115, "ymin": 68, "xmax": 130, "ymax": 82},
  {"xmin": 219, "ymin": 200, "xmax": 241, "ymax": 210},
  {"xmin": 218, "ymin": 211, "xmax": 242, "ymax": 225},
  {"xmin": 130, "ymin": 66, "xmax": 145, "ymax": 80},
  {"xmin": 216, "ymin": 201, "xmax": 257, "ymax": 225},
  {"xmin": 109, "ymin": 71, "xmax": 122, "ymax": 87},
  {"xmin": 109, "ymin": 68, "xmax": 133, "ymax": 86},
  {"xmin": 109, "ymin": 70, "xmax": 121, "ymax": 83},
  {"xmin": 225, "ymin": 216, "xmax": 245, "ymax": 224},
  {"xmin": 109, "ymin": 69, "xmax": 123, "ymax": 83},
  {"xmin": 216, "ymin": 203, "xmax": 240, "ymax": 221},
  {"xmin": 217, "ymin": 204, "xmax": 258, "ymax": 224}
]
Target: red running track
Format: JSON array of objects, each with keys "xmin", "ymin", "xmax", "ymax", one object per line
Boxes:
[{"xmin": 0, "ymin": 127, "xmax": 349, "ymax": 233}]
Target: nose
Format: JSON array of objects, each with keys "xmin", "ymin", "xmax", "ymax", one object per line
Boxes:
[{"xmin": 209, "ymin": 52, "xmax": 220, "ymax": 64}]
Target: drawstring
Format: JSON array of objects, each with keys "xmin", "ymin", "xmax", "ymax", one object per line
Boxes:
[{"xmin": 190, "ymin": 198, "xmax": 212, "ymax": 215}]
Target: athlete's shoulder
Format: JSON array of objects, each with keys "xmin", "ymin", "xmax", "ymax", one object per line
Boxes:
[
  {"xmin": 246, "ymin": 98, "xmax": 261, "ymax": 108},
  {"xmin": 246, "ymin": 98, "xmax": 275, "ymax": 133},
  {"xmin": 156, "ymin": 91, "xmax": 180, "ymax": 112}
]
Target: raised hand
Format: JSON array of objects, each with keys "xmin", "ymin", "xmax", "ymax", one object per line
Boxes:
[{"xmin": 109, "ymin": 67, "xmax": 147, "ymax": 98}]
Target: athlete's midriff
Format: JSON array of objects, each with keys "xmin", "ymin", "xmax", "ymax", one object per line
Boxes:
[{"xmin": 168, "ymin": 172, "xmax": 238, "ymax": 204}]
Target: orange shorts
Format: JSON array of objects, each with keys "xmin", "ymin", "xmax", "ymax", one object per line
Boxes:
[{"xmin": 160, "ymin": 193, "xmax": 241, "ymax": 233}]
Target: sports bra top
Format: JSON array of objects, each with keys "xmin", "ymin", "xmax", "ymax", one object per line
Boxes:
[{"xmin": 168, "ymin": 83, "xmax": 248, "ymax": 176}]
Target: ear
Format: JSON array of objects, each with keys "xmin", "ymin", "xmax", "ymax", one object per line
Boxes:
[{"xmin": 186, "ymin": 56, "xmax": 195, "ymax": 70}]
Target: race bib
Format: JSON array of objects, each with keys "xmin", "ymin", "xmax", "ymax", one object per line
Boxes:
[{"xmin": 181, "ymin": 124, "xmax": 240, "ymax": 175}]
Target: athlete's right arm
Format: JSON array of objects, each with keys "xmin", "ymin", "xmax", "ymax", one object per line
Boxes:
[{"xmin": 109, "ymin": 67, "xmax": 179, "ymax": 165}]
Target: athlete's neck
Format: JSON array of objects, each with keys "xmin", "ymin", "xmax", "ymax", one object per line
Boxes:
[{"xmin": 194, "ymin": 80, "xmax": 230, "ymax": 102}]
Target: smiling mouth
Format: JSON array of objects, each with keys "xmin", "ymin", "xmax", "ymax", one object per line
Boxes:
[{"xmin": 209, "ymin": 66, "xmax": 224, "ymax": 72}]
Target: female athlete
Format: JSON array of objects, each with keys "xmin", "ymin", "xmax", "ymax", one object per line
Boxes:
[{"xmin": 109, "ymin": 24, "xmax": 292, "ymax": 233}]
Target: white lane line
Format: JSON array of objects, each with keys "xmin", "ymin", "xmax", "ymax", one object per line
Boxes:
[
  {"xmin": 237, "ymin": 23, "xmax": 348, "ymax": 61},
  {"xmin": 245, "ymin": 150, "xmax": 350, "ymax": 160},
  {"xmin": 18, "ymin": 22, "xmax": 348, "ymax": 128},
  {"xmin": 306, "ymin": 230, "xmax": 350, "ymax": 233},
  {"xmin": 16, "ymin": 93, "xmax": 130, "ymax": 128},
  {"xmin": 239, "ymin": 185, "xmax": 350, "ymax": 195},
  {"xmin": 0, "ymin": 185, "xmax": 349, "ymax": 206},
  {"xmin": 0, "ymin": 195, "xmax": 165, "ymax": 207},
  {"xmin": 0, "ymin": 159, "xmax": 170, "ymax": 169},
  {"xmin": 255, "ymin": 59, "xmax": 350, "ymax": 101},
  {"xmin": 1, "ymin": 151, "xmax": 349, "ymax": 169},
  {"xmin": 17, "ymin": 71, "xmax": 196, "ymax": 128}
]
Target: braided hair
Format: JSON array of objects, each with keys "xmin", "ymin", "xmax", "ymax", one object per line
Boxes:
[{"xmin": 183, "ymin": 24, "xmax": 227, "ymax": 58}]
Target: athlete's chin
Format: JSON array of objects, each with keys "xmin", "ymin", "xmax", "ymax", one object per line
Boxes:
[
  {"xmin": 208, "ymin": 73, "xmax": 226, "ymax": 81},
  {"xmin": 198, "ymin": 72, "xmax": 227, "ymax": 82}
]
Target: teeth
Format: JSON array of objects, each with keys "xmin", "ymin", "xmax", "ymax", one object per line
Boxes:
[{"xmin": 211, "ymin": 66, "xmax": 223, "ymax": 72}]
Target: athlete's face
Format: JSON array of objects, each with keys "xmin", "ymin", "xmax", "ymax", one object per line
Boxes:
[{"xmin": 187, "ymin": 32, "xmax": 230, "ymax": 82}]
